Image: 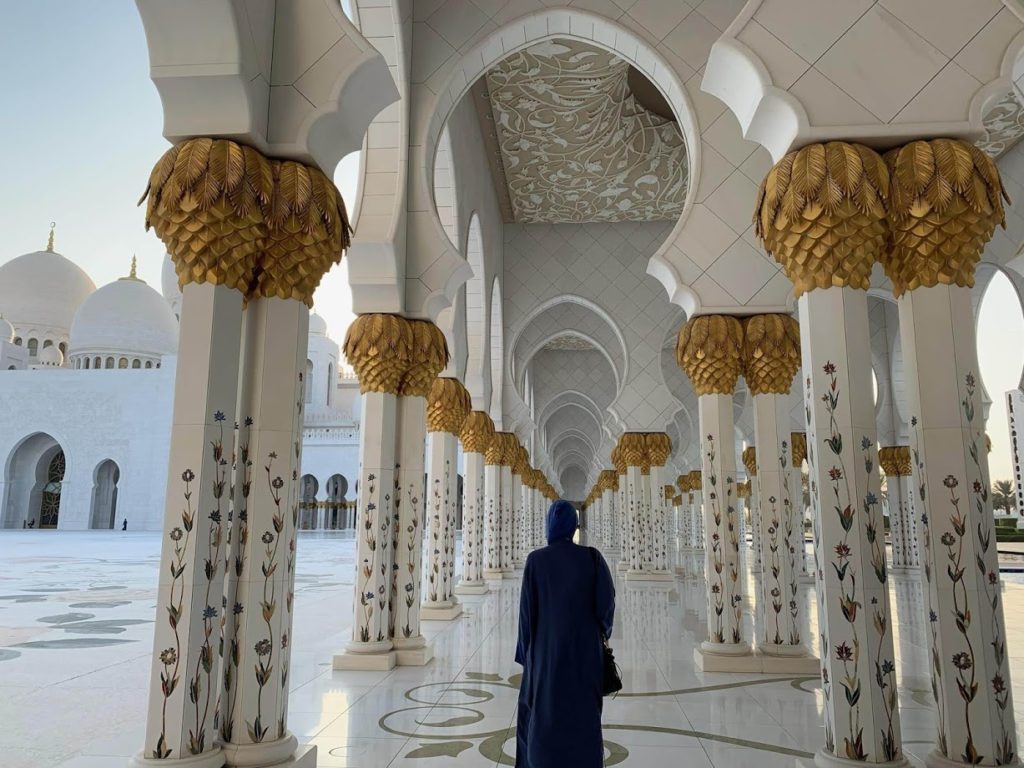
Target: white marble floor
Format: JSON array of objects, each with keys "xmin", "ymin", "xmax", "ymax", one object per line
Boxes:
[{"xmin": 1, "ymin": 530, "xmax": 1023, "ymax": 767}]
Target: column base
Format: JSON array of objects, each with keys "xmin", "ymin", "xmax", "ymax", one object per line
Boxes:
[
  {"xmin": 754, "ymin": 647, "xmax": 819, "ymax": 674},
  {"xmin": 333, "ymin": 646, "xmax": 397, "ymax": 671},
  {"xmin": 482, "ymin": 568, "xmax": 504, "ymax": 580},
  {"xmin": 420, "ymin": 602, "xmax": 464, "ymax": 621},
  {"xmin": 453, "ymin": 581, "xmax": 489, "ymax": 596},
  {"xmin": 923, "ymin": 748, "xmax": 1009, "ymax": 768},
  {"xmin": 625, "ymin": 569, "xmax": 676, "ymax": 583},
  {"xmin": 222, "ymin": 734, "xmax": 317, "ymax": 767},
  {"xmin": 130, "ymin": 748, "xmax": 224, "ymax": 768},
  {"xmin": 694, "ymin": 641, "xmax": 758, "ymax": 672},
  {"xmin": 395, "ymin": 642, "xmax": 434, "ymax": 667},
  {"xmin": 796, "ymin": 748, "xmax": 909, "ymax": 768}
]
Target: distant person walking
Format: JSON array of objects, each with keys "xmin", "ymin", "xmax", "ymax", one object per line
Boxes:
[
  {"xmin": 122, "ymin": 518, "xmax": 128, "ymax": 531},
  {"xmin": 515, "ymin": 499, "xmax": 615, "ymax": 768}
]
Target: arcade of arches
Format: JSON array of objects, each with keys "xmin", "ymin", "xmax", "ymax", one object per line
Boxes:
[{"xmin": 8, "ymin": 3, "xmax": 1024, "ymax": 768}]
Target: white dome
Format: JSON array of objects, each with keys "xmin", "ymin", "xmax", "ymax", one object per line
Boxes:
[
  {"xmin": 70, "ymin": 275, "xmax": 179, "ymax": 358},
  {"xmin": 38, "ymin": 344, "xmax": 63, "ymax": 366},
  {"xmin": 0, "ymin": 249, "xmax": 96, "ymax": 334},
  {"xmin": 309, "ymin": 312, "xmax": 328, "ymax": 336},
  {"xmin": 0, "ymin": 316, "xmax": 13, "ymax": 343}
]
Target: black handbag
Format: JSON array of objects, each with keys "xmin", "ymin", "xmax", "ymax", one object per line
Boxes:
[{"xmin": 588, "ymin": 547, "xmax": 623, "ymax": 696}]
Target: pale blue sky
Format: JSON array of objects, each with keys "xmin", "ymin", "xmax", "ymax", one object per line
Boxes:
[{"xmin": 1, "ymin": 2, "xmax": 1022, "ymax": 481}]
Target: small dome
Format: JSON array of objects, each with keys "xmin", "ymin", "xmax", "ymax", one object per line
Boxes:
[
  {"xmin": 0, "ymin": 247, "xmax": 96, "ymax": 334},
  {"xmin": 0, "ymin": 316, "xmax": 14, "ymax": 343},
  {"xmin": 70, "ymin": 272, "xmax": 179, "ymax": 359},
  {"xmin": 38, "ymin": 344, "xmax": 64, "ymax": 366},
  {"xmin": 309, "ymin": 312, "xmax": 328, "ymax": 336}
]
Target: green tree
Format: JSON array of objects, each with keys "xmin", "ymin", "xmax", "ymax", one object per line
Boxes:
[{"xmin": 992, "ymin": 480, "xmax": 1016, "ymax": 514}]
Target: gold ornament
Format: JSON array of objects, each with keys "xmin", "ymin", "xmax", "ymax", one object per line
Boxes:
[
  {"xmin": 399, "ymin": 320, "xmax": 449, "ymax": 397},
  {"xmin": 611, "ymin": 445, "xmax": 626, "ymax": 475},
  {"xmin": 645, "ymin": 433, "xmax": 672, "ymax": 467},
  {"xmin": 513, "ymin": 445, "xmax": 530, "ymax": 476},
  {"xmin": 878, "ymin": 446, "xmax": 911, "ymax": 477},
  {"xmin": 883, "ymin": 138, "xmax": 1008, "ymax": 296},
  {"xmin": 741, "ymin": 314, "xmax": 800, "ymax": 395},
  {"xmin": 791, "ymin": 432, "xmax": 807, "ymax": 465},
  {"xmin": 676, "ymin": 315, "xmax": 744, "ymax": 395},
  {"xmin": 687, "ymin": 470, "xmax": 702, "ymax": 491},
  {"xmin": 426, "ymin": 377, "xmax": 471, "ymax": 434},
  {"xmin": 485, "ymin": 431, "xmax": 510, "ymax": 466},
  {"xmin": 673, "ymin": 495, "xmax": 683, "ymax": 506},
  {"xmin": 343, "ymin": 314, "xmax": 413, "ymax": 394},
  {"xmin": 619, "ymin": 433, "xmax": 647, "ymax": 468},
  {"xmin": 754, "ymin": 142, "xmax": 889, "ymax": 295},
  {"xmin": 663, "ymin": 485, "xmax": 675, "ymax": 500},
  {"xmin": 742, "ymin": 446, "xmax": 757, "ymax": 477},
  {"xmin": 256, "ymin": 159, "xmax": 351, "ymax": 307},
  {"xmin": 141, "ymin": 138, "xmax": 273, "ymax": 294},
  {"xmin": 677, "ymin": 474, "xmax": 690, "ymax": 493},
  {"xmin": 736, "ymin": 482, "xmax": 750, "ymax": 500},
  {"xmin": 461, "ymin": 411, "xmax": 496, "ymax": 455}
]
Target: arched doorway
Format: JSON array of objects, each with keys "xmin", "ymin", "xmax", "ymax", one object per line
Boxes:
[
  {"xmin": 90, "ymin": 459, "xmax": 120, "ymax": 529},
  {"xmin": 2, "ymin": 433, "xmax": 65, "ymax": 529},
  {"xmin": 300, "ymin": 474, "xmax": 318, "ymax": 529},
  {"xmin": 326, "ymin": 474, "xmax": 348, "ymax": 529}
]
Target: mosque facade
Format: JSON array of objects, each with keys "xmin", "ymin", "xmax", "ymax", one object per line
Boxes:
[{"xmin": 0, "ymin": 237, "xmax": 362, "ymax": 531}]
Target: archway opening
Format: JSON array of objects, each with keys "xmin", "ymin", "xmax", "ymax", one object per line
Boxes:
[
  {"xmin": 2, "ymin": 433, "xmax": 65, "ymax": 529},
  {"xmin": 326, "ymin": 473, "xmax": 349, "ymax": 530},
  {"xmin": 300, "ymin": 474, "xmax": 319, "ymax": 530},
  {"xmin": 90, "ymin": 459, "xmax": 120, "ymax": 529},
  {"xmin": 977, "ymin": 269, "xmax": 1024, "ymax": 493},
  {"xmin": 489, "ymin": 277, "xmax": 503, "ymax": 427}
]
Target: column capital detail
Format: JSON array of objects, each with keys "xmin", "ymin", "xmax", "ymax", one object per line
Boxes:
[
  {"xmin": 143, "ymin": 138, "xmax": 273, "ymax": 295},
  {"xmin": 878, "ymin": 445, "xmax": 912, "ymax": 477},
  {"xmin": 143, "ymin": 138, "xmax": 351, "ymax": 306},
  {"xmin": 790, "ymin": 432, "xmax": 807, "ymax": 465},
  {"xmin": 618, "ymin": 433, "xmax": 647, "ymax": 468},
  {"xmin": 742, "ymin": 446, "xmax": 757, "ymax": 477},
  {"xmin": 883, "ymin": 138, "xmax": 1007, "ymax": 297},
  {"xmin": 736, "ymin": 481, "xmax": 751, "ymax": 499},
  {"xmin": 677, "ymin": 474, "xmax": 690, "ymax": 493},
  {"xmin": 741, "ymin": 314, "xmax": 800, "ymax": 395},
  {"xmin": 344, "ymin": 313, "xmax": 413, "ymax": 394},
  {"xmin": 676, "ymin": 314, "xmax": 744, "ymax": 395},
  {"xmin": 255, "ymin": 158, "xmax": 350, "ymax": 307},
  {"xmin": 399, "ymin": 320, "xmax": 449, "ymax": 397},
  {"xmin": 687, "ymin": 469, "xmax": 702, "ymax": 490},
  {"xmin": 611, "ymin": 445, "xmax": 626, "ymax": 475},
  {"xmin": 426, "ymin": 377, "xmax": 471, "ymax": 434},
  {"xmin": 645, "ymin": 433, "xmax": 672, "ymax": 467},
  {"xmin": 460, "ymin": 410, "xmax": 495, "ymax": 454},
  {"xmin": 755, "ymin": 141, "xmax": 889, "ymax": 295}
]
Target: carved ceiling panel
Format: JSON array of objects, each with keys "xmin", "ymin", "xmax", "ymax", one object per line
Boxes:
[{"xmin": 485, "ymin": 39, "xmax": 688, "ymax": 224}]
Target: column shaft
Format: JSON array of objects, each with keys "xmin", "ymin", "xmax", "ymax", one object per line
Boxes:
[
  {"xmin": 483, "ymin": 464, "xmax": 502, "ymax": 578},
  {"xmin": 697, "ymin": 393, "xmax": 749, "ymax": 662},
  {"xmin": 800, "ymin": 287, "xmax": 903, "ymax": 764},
  {"xmin": 138, "ymin": 283, "xmax": 243, "ymax": 766},
  {"xmin": 455, "ymin": 451, "xmax": 487, "ymax": 593},
  {"xmin": 899, "ymin": 283, "xmax": 1017, "ymax": 765},
  {"xmin": 423, "ymin": 430, "xmax": 460, "ymax": 617},
  {"xmin": 499, "ymin": 466, "xmax": 513, "ymax": 571}
]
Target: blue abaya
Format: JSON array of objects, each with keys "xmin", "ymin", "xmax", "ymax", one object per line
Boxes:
[{"xmin": 515, "ymin": 500, "xmax": 615, "ymax": 768}]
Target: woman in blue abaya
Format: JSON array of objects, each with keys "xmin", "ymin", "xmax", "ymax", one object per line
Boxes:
[{"xmin": 515, "ymin": 499, "xmax": 616, "ymax": 768}]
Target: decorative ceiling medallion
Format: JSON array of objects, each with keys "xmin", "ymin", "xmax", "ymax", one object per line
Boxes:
[
  {"xmin": 486, "ymin": 39, "xmax": 689, "ymax": 224},
  {"xmin": 542, "ymin": 334, "xmax": 595, "ymax": 351}
]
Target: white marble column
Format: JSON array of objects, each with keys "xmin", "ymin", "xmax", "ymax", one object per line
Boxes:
[
  {"xmin": 482, "ymin": 434, "xmax": 506, "ymax": 579},
  {"xmin": 218, "ymin": 297, "xmax": 310, "ymax": 767},
  {"xmin": 615, "ymin": 460, "xmax": 629, "ymax": 572},
  {"xmin": 620, "ymin": 434, "xmax": 647, "ymax": 577},
  {"xmin": 511, "ymin": 455, "xmax": 525, "ymax": 568},
  {"xmin": 743, "ymin": 313, "xmax": 816, "ymax": 672},
  {"xmin": 602, "ymin": 481, "xmax": 615, "ymax": 549},
  {"xmin": 790, "ymin": 434, "xmax": 812, "ymax": 583},
  {"xmin": 499, "ymin": 461, "xmax": 513, "ymax": 572},
  {"xmin": 899, "ymin": 283, "xmax": 1018, "ymax": 766},
  {"xmin": 744, "ymin": 448, "xmax": 763, "ymax": 574},
  {"xmin": 677, "ymin": 315, "xmax": 751, "ymax": 671},
  {"xmin": 135, "ymin": 282, "xmax": 243, "ymax": 768},
  {"xmin": 334, "ymin": 315, "xmax": 410, "ymax": 672},
  {"xmin": 422, "ymin": 377, "xmax": 469, "ymax": 621},
  {"xmin": 879, "ymin": 447, "xmax": 918, "ymax": 574},
  {"xmin": 455, "ymin": 412, "xmax": 493, "ymax": 595},
  {"xmin": 800, "ymin": 286, "xmax": 904, "ymax": 765}
]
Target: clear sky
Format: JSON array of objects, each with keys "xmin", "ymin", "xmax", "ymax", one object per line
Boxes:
[
  {"xmin": 0, "ymin": 0, "xmax": 358, "ymax": 345},
  {"xmin": 1, "ymin": 2, "xmax": 1022, "ymax": 483}
]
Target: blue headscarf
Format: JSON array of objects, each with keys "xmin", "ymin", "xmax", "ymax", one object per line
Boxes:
[{"xmin": 546, "ymin": 499, "xmax": 578, "ymax": 543}]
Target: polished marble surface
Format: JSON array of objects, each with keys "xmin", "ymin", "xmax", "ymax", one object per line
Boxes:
[{"xmin": 1, "ymin": 530, "xmax": 1022, "ymax": 767}]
